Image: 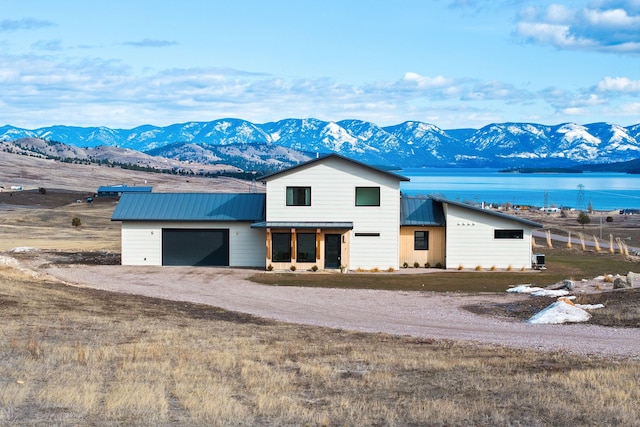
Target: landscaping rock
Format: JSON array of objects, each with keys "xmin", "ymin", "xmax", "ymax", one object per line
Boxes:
[
  {"xmin": 626, "ymin": 271, "xmax": 640, "ymax": 286},
  {"xmin": 562, "ymin": 279, "xmax": 575, "ymax": 291},
  {"xmin": 613, "ymin": 277, "xmax": 632, "ymax": 289}
]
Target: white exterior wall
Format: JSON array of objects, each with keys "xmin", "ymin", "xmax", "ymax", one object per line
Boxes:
[
  {"xmin": 121, "ymin": 221, "xmax": 265, "ymax": 267},
  {"xmin": 444, "ymin": 204, "xmax": 534, "ymax": 270},
  {"xmin": 265, "ymin": 157, "xmax": 402, "ymax": 270}
]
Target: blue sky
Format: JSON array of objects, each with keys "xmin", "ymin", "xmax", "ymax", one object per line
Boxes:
[{"xmin": 1, "ymin": 0, "xmax": 639, "ymax": 129}]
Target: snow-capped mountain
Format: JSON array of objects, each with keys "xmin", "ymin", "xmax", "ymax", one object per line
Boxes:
[{"xmin": 1, "ymin": 119, "xmax": 639, "ymax": 170}]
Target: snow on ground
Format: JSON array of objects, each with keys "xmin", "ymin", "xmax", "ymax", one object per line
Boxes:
[
  {"xmin": 507, "ymin": 284, "xmax": 570, "ymax": 297},
  {"xmin": 508, "ymin": 284, "xmax": 605, "ymax": 324}
]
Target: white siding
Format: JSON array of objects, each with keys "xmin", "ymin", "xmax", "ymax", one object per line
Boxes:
[
  {"xmin": 121, "ymin": 221, "xmax": 265, "ymax": 267},
  {"xmin": 265, "ymin": 157, "xmax": 402, "ymax": 270},
  {"xmin": 444, "ymin": 204, "xmax": 534, "ymax": 270}
]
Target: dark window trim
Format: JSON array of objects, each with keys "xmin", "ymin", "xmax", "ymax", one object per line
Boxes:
[
  {"xmin": 494, "ymin": 229, "xmax": 524, "ymax": 239},
  {"xmin": 414, "ymin": 230, "xmax": 429, "ymax": 250},
  {"xmin": 355, "ymin": 186, "xmax": 381, "ymax": 207},
  {"xmin": 272, "ymin": 232, "xmax": 292, "ymax": 262},
  {"xmin": 354, "ymin": 232, "xmax": 380, "ymax": 237},
  {"xmin": 286, "ymin": 186, "xmax": 311, "ymax": 206},
  {"xmin": 296, "ymin": 233, "xmax": 317, "ymax": 262}
]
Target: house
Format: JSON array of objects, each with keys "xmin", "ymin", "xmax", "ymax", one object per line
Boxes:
[
  {"xmin": 111, "ymin": 154, "xmax": 542, "ymax": 270},
  {"xmin": 97, "ymin": 185, "xmax": 153, "ymax": 197}
]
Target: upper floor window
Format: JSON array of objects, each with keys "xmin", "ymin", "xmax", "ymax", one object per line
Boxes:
[
  {"xmin": 494, "ymin": 229, "xmax": 523, "ymax": 239},
  {"xmin": 286, "ymin": 186, "xmax": 311, "ymax": 206},
  {"xmin": 355, "ymin": 187, "xmax": 380, "ymax": 206}
]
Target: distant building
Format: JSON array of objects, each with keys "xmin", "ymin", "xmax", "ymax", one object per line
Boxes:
[{"xmin": 97, "ymin": 185, "xmax": 152, "ymax": 197}]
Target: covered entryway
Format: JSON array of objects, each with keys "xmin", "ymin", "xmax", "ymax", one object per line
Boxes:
[{"xmin": 162, "ymin": 229, "xmax": 229, "ymax": 266}]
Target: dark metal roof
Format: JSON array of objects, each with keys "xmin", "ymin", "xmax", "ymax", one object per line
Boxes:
[
  {"xmin": 400, "ymin": 197, "xmax": 445, "ymax": 226},
  {"xmin": 251, "ymin": 221, "xmax": 353, "ymax": 229},
  {"xmin": 258, "ymin": 153, "xmax": 410, "ymax": 182},
  {"xmin": 111, "ymin": 193, "xmax": 265, "ymax": 222},
  {"xmin": 98, "ymin": 185, "xmax": 152, "ymax": 193},
  {"xmin": 429, "ymin": 196, "xmax": 543, "ymax": 228}
]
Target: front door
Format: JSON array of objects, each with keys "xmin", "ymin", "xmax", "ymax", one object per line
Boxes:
[{"xmin": 324, "ymin": 234, "xmax": 341, "ymax": 269}]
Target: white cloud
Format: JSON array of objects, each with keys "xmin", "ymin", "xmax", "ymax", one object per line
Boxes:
[
  {"xmin": 597, "ymin": 76, "xmax": 640, "ymax": 93},
  {"xmin": 516, "ymin": 2, "xmax": 640, "ymax": 53}
]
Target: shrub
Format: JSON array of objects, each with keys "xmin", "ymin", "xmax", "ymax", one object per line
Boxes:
[
  {"xmin": 435, "ymin": 262, "xmax": 443, "ymax": 269},
  {"xmin": 606, "ymin": 216, "xmax": 613, "ymax": 223},
  {"xmin": 311, "ymin": 265, "xmax": 318, "ymax": 272},
  {"xmin": 425, "ymin": 262, "xmax": 431, "ymax": 268},
  {"xmin": 266, "ymin": 264, "xmax": 273, "ymax": 271},
  {"xmin": 71, "ymin": 217, "xmax": 81, "ymax": 228},
  {"xmin": 475, "ymin": 265, "xmax": 483, "ymax": 271},
  {"xmin": 38, "ymin": 187, "xmax": 46, "ymax": 195},
  {"xmin": 386, "ymin": 267, "xmax": 395, "ymax": 272},
  {"xmin": 457, "ymin": 264, "xmax": 464, "ymax": 270},
  {"xmin": 413, "ymin": 262, "xmax": 420, "ymax": 268},
  {"xmin": 506, "ymin": 265, "xmax": 513, "ymax": 271},
  {"xmin": 402, "ymin": 262, "xmax": 409, "ymax": 268},
  {"xmin": 289, "ymin": 265, "xmax": 296, "ymax": 271},
  {"xmin": 490, "ymin": 265, "xmax": 497, "ymax": 271},
  {"xmin": 577, "ymin": 211, "xmax": 591, "ymax": 228}
]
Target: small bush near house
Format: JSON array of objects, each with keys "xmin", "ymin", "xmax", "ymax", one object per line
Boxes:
[
  {"xmin": 457, "ymin": 264, "xmax": 464, "ymax": 270},
  {"xmin": 413, "ymin": 262, "xmax": 420, "ymax": 268},
  {"xmin": 403, "ymin": 262, "xmax": 409, "ymax": 268},
  {"xmin": 424, "ymin": 262, "xmax": 431, "ymax": 268},
  {"xmin": 435, "ymin": 262, "xmax": 443, "ymax": 269},
  {"xmin": 266, "ymin": 264, "xmax": 273, "ymax": 271},
  {"xmin": 475, "ymin": 265, "xmax": 483, "ymax": 271},
  {"xmin": 290, "ymin": 265, "xmax": 296, "ymax": 271},
  {"xmin": 311, "ymin": 265, "xmax": 318, "ymax": 272}
]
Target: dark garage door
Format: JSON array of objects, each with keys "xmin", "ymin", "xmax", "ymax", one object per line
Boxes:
[{"xmin": 162, "ymin": 229, "xmax": 229, "ymax": 266}]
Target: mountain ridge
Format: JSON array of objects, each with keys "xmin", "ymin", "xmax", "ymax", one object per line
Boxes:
[{"xmin": 2, "ymin": 119, "xmax": 640, "ymax": 170}]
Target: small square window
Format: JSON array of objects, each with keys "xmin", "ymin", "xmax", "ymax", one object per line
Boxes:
[
  {"xmin": 414, "ymin": 231, "xmax": 429, "ymax": 250},
  {"xmin": 286, "ymin": 187, "xmax": 311, "ymax": 206},
  {"xmin": 355, "ymin": 187, "xmax": 380, "ymax": 206}
]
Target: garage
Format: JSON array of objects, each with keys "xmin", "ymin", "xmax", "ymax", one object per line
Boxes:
[{"xmin": 162, "ymin": 229, "xmax": 229, "ymax": 266}]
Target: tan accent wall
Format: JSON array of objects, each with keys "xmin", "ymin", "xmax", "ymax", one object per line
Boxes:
[{"xmin": 399, "ymin": 226, "xmax": 445, "ymax": 267}]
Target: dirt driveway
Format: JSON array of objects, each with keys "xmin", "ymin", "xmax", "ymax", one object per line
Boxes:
[{"xmin": 28, "ymin": 262, "xmax": 640, "ymax": 360}]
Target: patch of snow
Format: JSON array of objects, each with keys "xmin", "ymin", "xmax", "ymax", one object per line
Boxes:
[
  {"xmin": 507, "ymin": 284, "xmax": 569, "ymax": 297},
  {"xmin": 528, "ymin": 301, "xmax": 591, "ymax": 324}
]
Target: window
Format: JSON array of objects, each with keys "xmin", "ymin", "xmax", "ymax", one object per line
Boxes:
[
  {"xmin": 355, "ymin": 232, "xmax": 380, "ymax": 237},
  {"xmin": 355, "ymin": 187, "xmax": 380, "ymax": 206},
  {"xmin": 272, "ymin": 233, "xmax": 291, "ymax": 261},
  {"xmin": 414, "ymin": 231, "xmax": 429, "ymax": 250},
  {"xmin": 494, "ymin": 229, "xmax": 524, "ymax": 239},
  {"xmin": 296, "ymin": 233, "xmax": 316, "ymax": 262},
  {"xmin": 286, "ymin": 186, "xmax": 311, "ymax": 206}
]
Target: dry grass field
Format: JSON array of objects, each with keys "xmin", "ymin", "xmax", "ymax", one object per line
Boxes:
[
  {"xmin": 1, "ymin": 152, "xmax": 640, "ymax": 425},
  {"xmin": 2, "ymin": 265, "xmax": 640, "ymax": 426}
]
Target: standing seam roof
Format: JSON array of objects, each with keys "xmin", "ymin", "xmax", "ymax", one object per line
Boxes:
[
  {"xmin": 400, "ymin": 197, "xmax": 446, "ymax": 226},
  {"xmin": 111, "ymin": 193, "xmax": 266, "ymax": 222}
]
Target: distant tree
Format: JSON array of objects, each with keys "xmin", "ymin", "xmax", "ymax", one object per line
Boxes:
[
  {"xmin": 577, "ymin": 211, "xmax": 591, "ymax": 228},
  {"xmin": 72, "ymin": 217, "xmax": 82, "ymax": 229}
]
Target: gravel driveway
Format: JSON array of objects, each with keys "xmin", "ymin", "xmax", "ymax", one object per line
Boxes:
[{"xmin": 38, "ymin": 264, "xmax": 640, "ymax": 359}]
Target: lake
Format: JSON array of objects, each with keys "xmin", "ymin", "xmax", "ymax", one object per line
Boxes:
[{"xmin": 400, "ymin": 169, "xmax": 640, "ymax": 211}]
